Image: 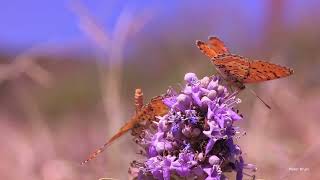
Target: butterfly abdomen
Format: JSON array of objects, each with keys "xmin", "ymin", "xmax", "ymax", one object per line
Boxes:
[{"xmin": 135, "ymin": 88, "xmax": 144, "ymax": 113}]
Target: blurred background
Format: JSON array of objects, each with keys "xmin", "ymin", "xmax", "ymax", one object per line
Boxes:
[{"xmin": 0, "ymin": 0, "xmax": 319, "ymax": 179}]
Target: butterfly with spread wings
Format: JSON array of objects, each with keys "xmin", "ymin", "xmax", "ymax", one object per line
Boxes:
[
  {"xmin": 81, "ymin": 90, "xmax": 169, "ymax": 165},
  {"xmin": 196, "ymin": 36, "xmax": 294, "ymax": 108}
]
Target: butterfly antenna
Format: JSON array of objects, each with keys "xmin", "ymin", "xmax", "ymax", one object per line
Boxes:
[
  {"xmin": 248, "ymin": 88, "xmax": 271, "ymax": 109},
  {"xmin": 81, "ymin": 143, "xmax": 108, "ymax": 165},
  {"xmin": 81, "ymin": 120, "xmax": 135, "ymax": 165}
]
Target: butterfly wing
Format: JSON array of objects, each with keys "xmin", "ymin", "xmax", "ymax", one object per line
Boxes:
[
  {"xmin": 208, "ymin": 36, "xmax": 229, "ymax": 55},
  {"xmin": 149, "ymin": 96, "xmax": 170, "ymax": 116},
  {"xmin": 196, "ymin": 40, "xmax": 219, "ymax": 58},
  {"xmin": 196, "ymin": 37, "xmax": 294, "ymax": 84},
  {"xmin": 242, "ymin": 60, "xmax": 294, "ymax": 83},
  {"xmin": 81, "ymin": 95, "xmax": 168, "ymax": 165},
  {"xmin": 196, "ymin": 36, "xmax": 229, "ymax": 59},
  {"xmin": 213, "ymin": 54, "xmax": 250, "ymax": 82},
  {"xmin": 197, "ymin": 36, "xmax": 293, "ymax": 109},
  {"xmin": 213, "ymin": 55, "xmax": 294, "ymax": 83}
]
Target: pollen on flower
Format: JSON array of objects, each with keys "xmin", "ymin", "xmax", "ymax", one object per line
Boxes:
[{"xmin": 129, "ymin": 73, "xmax": 256, "ymax": 180}]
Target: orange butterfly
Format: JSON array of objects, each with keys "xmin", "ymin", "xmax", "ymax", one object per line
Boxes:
[
  {"xmin": 196, "ymin": 36, "xmax": 294, "ymax": 108},
  {"xmin": 196, "ymin": 37, "xmax": 294, "ymax": 88},
  {"xmin": 81, "ymin": 90, "xmax": 169, "ymax": 165}
]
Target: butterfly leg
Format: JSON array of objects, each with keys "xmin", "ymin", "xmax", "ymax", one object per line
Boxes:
[
  {"xmin": 227, "ymin": 82, "xmax": 236, "ymax": 92},
  {"xmin": 247, "ymin": 88, "xmax": 271, "ymax": 109}
]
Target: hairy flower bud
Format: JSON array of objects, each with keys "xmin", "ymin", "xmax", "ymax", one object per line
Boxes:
[
  {"xmin": 184, "ymin": 73, "xmax": 198, "ymax": 85},
  {"xmin": 207, "ymin": 90, "xmax": 217, "ymax": 100},
  {"xmin": 209, "ymin": 155, "xmax": 220, "ymax": 165},
  {"xmin": 200, "ymin": 76, "xmax": 210, "ymax": 87}
]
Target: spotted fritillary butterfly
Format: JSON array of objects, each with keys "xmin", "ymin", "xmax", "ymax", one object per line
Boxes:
[{"xmin": 196, "ymin": 36, "xmax": 294, "ymax": 90}]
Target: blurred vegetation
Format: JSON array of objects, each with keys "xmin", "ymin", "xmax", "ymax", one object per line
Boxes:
[{"xmin": 0, "ymin": 1, "xmax": 320, "ymax": 180}]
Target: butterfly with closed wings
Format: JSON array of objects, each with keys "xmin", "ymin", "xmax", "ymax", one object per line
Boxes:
[{"xmin": 81, "ymin": 90, "xmax": 169, "ymax": 165}]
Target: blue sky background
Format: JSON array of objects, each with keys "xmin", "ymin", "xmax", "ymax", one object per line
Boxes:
[{"xmin": 0, "ymin": 0, "xmax": 318, "ymax": 49}]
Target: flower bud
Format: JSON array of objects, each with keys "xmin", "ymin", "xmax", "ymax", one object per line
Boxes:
[
  {"xmin": 200, "ymin": 76, "xmax": 210, "ymax": 87},
  {"xmin": 217, "ymin": 85, "xmax": 225, "ymax": 95},
  {"xmin": 234, "ymin": 145, "xmax": 242, "ymax": 155},
  {"xmin": 183, "ymin": 86, "xmax": 192, "ymax": 95},
  {"xmin": 156, "ymin": 142, "xmax": 173, "ymax": 153},
  {"xmin": 207, "ymin": 90, "xmax": 217, "ymax": 100},
  {"xmin": 148, "ymin": 145, "xmax": 158, "ymax": 157},
  {"xmin": 207, "ymin": 79, "xmax": 218, "ymax": 90},
  {"xmin": 191, "ymin": 128, "xmax": 201, "ymax": 137},
  {"xmin": 224, "ymin": 119, "xmax": 232, "ymax": 128},
  {"xmin": 244, "ymin": 164, "xmax": 257, "ymax": 172},
  {"xmin": 197, "ymin": 152, "xmax": 205, "ymax": 162},
  {"xmin": 201, "ymin": 96, "xmax": 211, "ymax": 108},
  {"xmin": 177, "ymin": 94, "xmax": 191, "ymax": 105},
  {"xmin": 184, "ymin": 73, "xmax": 198, "ymax": 85},
  {"xmin": 209, "ymin": 155, "xmax": 220, "ymax": 165},
  {"xmin": 182, "ymin": 125, "xmax": 192, "ymax": 138},
  {"xmin": 156, "ymin": 142, "xmax": 165, "ymax": 153}
]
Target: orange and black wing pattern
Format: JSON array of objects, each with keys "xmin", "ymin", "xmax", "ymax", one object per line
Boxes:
[
  {"xmin": 196, "ymin": 36, "xmax": 229, "ymax": 59},
  {"xmin": 81, "ymin": 95, "xmax": 169, "ymax": 165},
  {"xmin": 213, "ymin": 54, "xmax": 294, "ymax": 83},
  {"xmin": 196, "ymin": 36, "xmax": 294, "ymax": 84},
  {"xmin": 242, "ymin": 60, "xmax": 294, "ymax": 83},
  {"xmin": 208, "ymin": 36, "xmax": 229, "ymax": 55},
  {"xmin": 212, "ymin": 54, "xmax": 249, "ymax": 82}
]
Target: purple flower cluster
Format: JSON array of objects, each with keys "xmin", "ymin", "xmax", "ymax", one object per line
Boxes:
[{"xmin": 131, "ymin": 73, "xmax": 256, "ymax": 180}]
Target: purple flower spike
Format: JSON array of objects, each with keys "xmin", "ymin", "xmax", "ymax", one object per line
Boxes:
[{"xmin": 131, "ymin": 73, "xmax": 255, "ymax": 180}]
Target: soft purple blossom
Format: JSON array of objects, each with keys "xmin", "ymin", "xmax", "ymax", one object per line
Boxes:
[
  {"xmin": 184, "ymin": 72, "xmax": 199, "ymax": 85},
  {"xmin": 209, "ymin": 155, "xmax": 220, "ymax": 165},
  {"xmin": 171, "ymin": 152, "xmax": 197, "ymax": 176},
  {"xmin": 132, "ymin": 73, "xmax": 255, "ymax": 180},
  {"xmin": 147, "ymin": 145, "xmax": 158, "ymax": 157},
  {"xmin": 204, "ymin": 165, "xmax": 222, "ymax": 180}
]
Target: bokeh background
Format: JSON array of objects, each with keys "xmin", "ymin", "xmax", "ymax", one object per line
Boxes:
[{"xmin": 0, "ymin": 1, "xmax": 319, "ymax": 179}]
